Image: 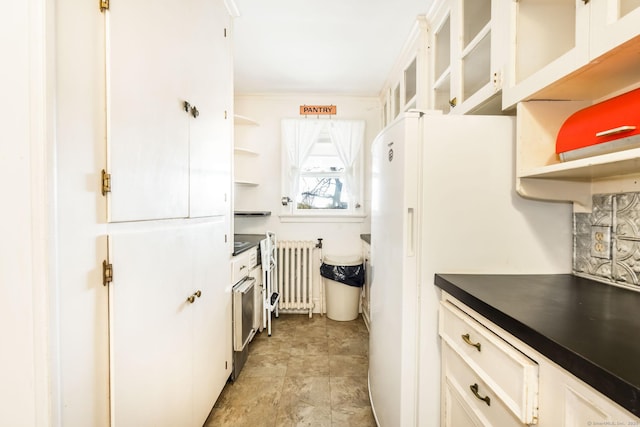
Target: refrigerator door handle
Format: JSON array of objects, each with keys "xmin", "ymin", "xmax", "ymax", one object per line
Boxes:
[{"xmin": 407, "ymin": 207, "xmax": 415, "ymax": 256}]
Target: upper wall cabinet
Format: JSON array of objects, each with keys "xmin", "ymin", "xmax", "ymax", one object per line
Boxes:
[
  {"xmin": 429, "ymin": 0, "xmax": 508, "ymax": 115},
  {"xmin": 590, "ymin": 0, "xmax": 640, "ymax": 59},
  {"xmin": 503, "ymin": 0, "xmax": 640, "ymax": 110},
  {"xmin": 380, "ymin": 16, "xmax": 429, "ymax": 128},
  {"xmin": 105, "ymin": 0, "xmax": 232, "ymax": 222}
]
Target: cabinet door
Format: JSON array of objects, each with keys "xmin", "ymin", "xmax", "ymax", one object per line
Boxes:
[
  {"xmin": 109, "ymin": 226, "xmax": 196, "ymax": 427},
  {"xmin": 188, "ymin": 0, "xmax": 232, "ymax": 218},
  {"xmin": 106, "ymin": 0, "xmax": 191, "ymax": 222},
  {"xmin": 503, "ymin": 0, "xmax": 590, "ymax": 109},
  {"xmin": 590, "ymin": 0, "xmax": 640, "ymax": 59},
  {"xmin": 449, "ymin": 0, "xmax": 490, "ymax": 112},
  {"xmin": 191, "ymin": 219, "xmax": 231, "ymax": 425},
  {"xmin": 431, "ymin": 2, "xmax": 453, "ymax": 113}
]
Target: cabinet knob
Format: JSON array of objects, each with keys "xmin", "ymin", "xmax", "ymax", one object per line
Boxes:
[
  {"xmin": 449, "ymin": 97, "xmax": 457, "ymax": 108},
  {"xmin": 187, "ymin": 290, "xmax": 202, "ymax": 304},
  {"xmin": 191, "ymin": 106, "xmax": 200, "ymax": 118},
  {"xmin": 183, "ymin": 101, "xmax": 191, "ymax": 113}
]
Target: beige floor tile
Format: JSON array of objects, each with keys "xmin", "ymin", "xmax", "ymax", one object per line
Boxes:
[
  {"xmin": 289, "ymin": 335, "xmax": 330, "ymax": 356},
  {"xmin": 296, "ymin": 323, "xmax": 329, "ymax": 339},
  {"xmin": 215, "ymin": 376, "xmax": 284, "ymax": 408},
  {"xmin": 212, "ymin": 314, "xmax": 370, "ymax": 426},
  {"xmin": 275, "ymin": 403, "xmax": 332, "ymax": 427},
  {"xmin": 328, "ymin": 337, "xmax": 368, "ymax": 356},
  {"xmin": 205, "ymin": 404, "xmax": 279, "ymax": 427},
  {"xmin": 331, "ymin": 406, "xmax": 377, "ymax": 427},
  {"xmin": 243, "ymin": 352, "xmax": 290, "ymax": 378},
  {"xmin": 280, "ymin": 376, "xmax": 331, "ymax": 408},
  {"xmin": 328, "ymin": 355, "xmax": 368, "ymax": 377},
  {"xmin": 327, "ymin": 321, "xmax": 367, "ymax": 341},
  {"xmin": 286, "ymin": 354, "xmax": 330, "ymax": 377},
  {"xmin": 329, "ymin": 377, "xmax": 371, "ymax": 409}
]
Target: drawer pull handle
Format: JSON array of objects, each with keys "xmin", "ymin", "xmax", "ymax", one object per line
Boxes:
[
  {"xmin": 595, "ymin": 125, "xmax": 636, "ymax": 137},
  {"xmin": 470, "ymin": 383, "xmax": 491, "ymax": 406},
  {"xmin": 461, "ymin": 333, "xmax": 481, "ymax": 351}
]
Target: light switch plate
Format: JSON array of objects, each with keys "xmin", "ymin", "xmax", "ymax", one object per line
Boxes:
[{"xmin": 591, "ymin": 225, "xmax": 612, "ymax": 259}]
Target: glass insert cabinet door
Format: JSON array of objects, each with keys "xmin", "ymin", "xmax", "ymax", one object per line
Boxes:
[
  {"xmin": 432, "ymin": 10, "xmax": 451, "ymax": 113},
  {"xmin": 460, "ymin": 0, "xmax": 491, "ymax": 104},
  {"xmin": 404, "ymin": 58, "xmax": 418, "ymax": 110},
  {"xmin": 589, "ymin": 0, "xmax": 640, "ymax": 59}
]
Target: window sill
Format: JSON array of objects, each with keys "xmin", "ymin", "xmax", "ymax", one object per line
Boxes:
[{"xmin": 279, "ymin": 213, "xmax": 367, "ymax": 223}]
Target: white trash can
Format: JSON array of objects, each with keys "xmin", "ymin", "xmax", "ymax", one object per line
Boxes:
[{"xmin": 321, "ymin": 255, "xmax": 364, "ymax": 321}]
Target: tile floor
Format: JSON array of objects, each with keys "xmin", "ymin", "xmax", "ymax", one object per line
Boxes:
[{"xmin": 204, "ymin": 313, "xmax": 376, "ymax": 427}]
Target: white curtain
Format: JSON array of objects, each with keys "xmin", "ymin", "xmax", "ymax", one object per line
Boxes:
[
  {"xmin": 328, "ymin": 120, "xmax": 365, "ymax": 209},
  {"xmin": 281, "ymin": 119, "xmax": 325, "ymax": 205}
]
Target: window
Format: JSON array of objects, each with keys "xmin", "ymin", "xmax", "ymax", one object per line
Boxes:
[{"xmin": 281, "ymin": 119, "xmax": 365, "ymax": 217}]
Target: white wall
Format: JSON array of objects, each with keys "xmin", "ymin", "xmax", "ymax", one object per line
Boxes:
[
  {"xmin": 233, "ymin": 94, "xmax": 380, "ymax": 257},
  {"xmin": 0, "ymin": 0, "xmax": 55, "ymax": 426}
]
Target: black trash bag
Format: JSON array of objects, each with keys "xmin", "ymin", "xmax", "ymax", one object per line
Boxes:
[{"xmin": 320, "ymin": 262, "xmax": 365, "ymax": 288}]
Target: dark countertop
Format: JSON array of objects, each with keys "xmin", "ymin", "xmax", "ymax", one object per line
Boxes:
[
  {"xmin": 360, "ymin": 234, "xmax": 371, "ymax": 244},
  {"xmin": 434, "ymin": 273, "xmax": 640, "ymax": 417},
  {"xmin": 234, "ymin": 211, "xmax": 271, "ymax": 216},
  {"xmin": 233, "ymin": 233, "xmax": 264, "ymax": 256}
]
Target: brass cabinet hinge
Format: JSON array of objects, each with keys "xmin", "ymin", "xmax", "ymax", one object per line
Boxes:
[
  {"xmin": 102, "ymin": 260, "xmax": 113, "ymax": 286},
  {"xmin": 101, "ymin": 169, "xmax": 111, "ymax": 196},
  {"xmin": 100, "ymin": 0, "xmax": 109, "ymax": 12}
]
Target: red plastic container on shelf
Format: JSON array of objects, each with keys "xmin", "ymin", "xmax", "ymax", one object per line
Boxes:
[{"xmin": 556, "ymin": 87, "xmax": 640, "ymax": 161}]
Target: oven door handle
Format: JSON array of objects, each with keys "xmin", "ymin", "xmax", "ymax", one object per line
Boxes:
[{"xmin": 234, "ymin": 277, "xmax": 256, "ymax": 294}]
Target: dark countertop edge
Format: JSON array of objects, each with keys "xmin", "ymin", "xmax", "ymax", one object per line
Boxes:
[
  {"xmin": 434, "ymin": 274, "xmax": 640, "ymax": 417},
  {"xmin": 232, "ymin": 234, "xmax": 264, "ymax": 256},
  {"xmin": 234, "ymin": 211, "xmax": 271, "ymax": 216},
  {"xmin": 360, "ymin": 234, "xmax": 371, "ymax": 244}
]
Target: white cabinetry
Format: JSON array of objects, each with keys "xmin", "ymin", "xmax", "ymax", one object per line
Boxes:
[
  {"xmin": 104, "ymin": 0, "xmax": 233, "ymax": 425},
  {"xmin": 440, "ymin": 293, "xmax": 640, "ymax": 426},
  {"xmin": 106, "ymin": 0, "xmax": 231, "ymax": 221},
  {"xmin": 503, "ymin": 0, "xmax": 640, "ymax": 110},
  {"xmin": 515, "ymin": 100, "xmax": 640, "ymax": 211},
  {"xmin": 439, "ymin": 301, "xmax": 538, "ymax": 426},
  {"xmin": 590, "ymin": 1, "xmax": 640, "ymax": 59},
  {"xmin": 380, "ymin": 16, "xmax": 428, "ymax": 127},
  {"xmin": 429, "ymin": 0, "xmax": 507, "ymax": 115},
  {"xmin": 109, "ymin": 221, "xmax": 231, "ymax": 427}
]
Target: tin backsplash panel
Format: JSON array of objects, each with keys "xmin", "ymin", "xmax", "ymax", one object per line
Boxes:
[{"xmin": 574, "ymin": 192, "xmax": 640, "ymax": 287}]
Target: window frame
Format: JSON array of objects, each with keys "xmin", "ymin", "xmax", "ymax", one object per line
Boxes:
[{"xmin": 280, "ymin": 118, "xmax": 366, "ymax": 222}]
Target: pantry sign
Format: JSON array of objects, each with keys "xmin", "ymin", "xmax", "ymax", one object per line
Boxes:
[{"xmin": 299, "ymin": 105, "xmax": 336, "ymax": 116}]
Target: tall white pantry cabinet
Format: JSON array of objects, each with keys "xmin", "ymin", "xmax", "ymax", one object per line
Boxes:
[{"xmin": 56, "ymin": 0, "xmax": 233, "ymax": 426}]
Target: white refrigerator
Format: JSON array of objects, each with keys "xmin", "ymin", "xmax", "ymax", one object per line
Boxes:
[{"xmin": 368, "ymin": 111, "xmax": 572, "ymax": 426}]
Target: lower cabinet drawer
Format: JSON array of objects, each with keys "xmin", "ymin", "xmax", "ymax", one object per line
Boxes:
[
  {"xmin": 439, "ymin": 300, "xmax": 539, "ymax": 424},
  {"xmin": 444, "ymin": 344, "xmax": 526, "ymax": 427}
]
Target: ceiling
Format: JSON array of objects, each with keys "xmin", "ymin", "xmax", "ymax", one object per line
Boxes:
[{"xmin": 231, "ymin": 0, "xmax": 434, "ymax": 96}]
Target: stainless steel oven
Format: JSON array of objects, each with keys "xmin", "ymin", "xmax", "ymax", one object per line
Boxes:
[{"xmin": 231, "ymin": 276, "xmax": 255, "ymax": 380}]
